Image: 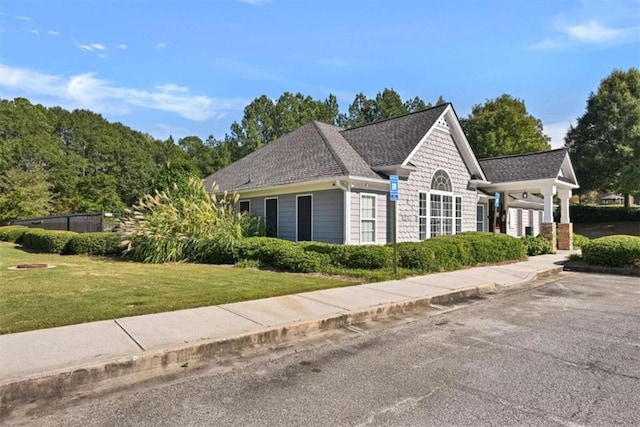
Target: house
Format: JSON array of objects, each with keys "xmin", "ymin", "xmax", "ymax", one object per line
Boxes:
[
  {"xmin": 204, "ymin": 103, "xmax": 579, "ymax": 249},
  {"xmin": 597, "ymin": 193, "xmax": 624, "ymax": 205}
]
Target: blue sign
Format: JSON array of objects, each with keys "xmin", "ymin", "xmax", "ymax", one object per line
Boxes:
[
  {"xmin": 390, "ymin": 175, "xmax": 399, "ymax": 201},
  {"xmin": 494, "ymin": 192, "xmax": 500, "ymax": 208}
]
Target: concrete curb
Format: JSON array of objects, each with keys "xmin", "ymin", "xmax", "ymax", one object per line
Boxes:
[{"xmin": 0, "ymin": 267, "xmax": 562, "ymax": 421}]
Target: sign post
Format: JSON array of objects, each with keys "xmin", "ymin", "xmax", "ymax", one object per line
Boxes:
[
  {"xmin": 390, "ymin": 175, "xmax": 399, "ymax": 278},
  {"xmin": 494, "ymin": 192, "xmax": 500, "ymax": 234}
]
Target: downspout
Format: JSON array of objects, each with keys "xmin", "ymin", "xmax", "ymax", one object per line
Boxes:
[{"xmin": 335, "ymin": 180, "xmax": 350, "ymax": 245}]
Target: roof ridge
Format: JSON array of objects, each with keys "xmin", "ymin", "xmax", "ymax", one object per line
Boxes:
[
  {"xmin": 341, "ymin": 103, "xmax": 451, "ymax": 132},
  {"xmin": 479, "ymin": 148, "xmax": 566, "ymax": 161},
  {"xmin": 311, "ymin": 121, "xmax": 350, "ymax": 175}
]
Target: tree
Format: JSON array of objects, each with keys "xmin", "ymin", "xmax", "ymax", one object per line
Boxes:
[
  {"xmin": 338, "ymin": 89, "xmax": 433, "ymax": 128},
  {"xmin": 565, "ymin": 68, "xmax": 640, "ymax": 207},
  {"xmin": 462, "ymin": 94, "xmax": 551, "ymax": 158},
  {"xmin": 0, "ymin": 165, "xmax": 53, "ymax": 224},
  {"xmin": 228, "ymin": 92, "xmax": 340, "ymax": 159}
]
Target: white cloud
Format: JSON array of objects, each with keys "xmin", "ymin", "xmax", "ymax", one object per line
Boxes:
[
  {"xmin": 0, "ymin": 64, "xmax": 247, "ymax": 122},
  {"xmin": 565, "ymin": 20, "xmax": 633, "ymax": 43},
  {"xmin": 47, "ymin": 30, "xmax": 60, "ymax": 36},
  {"xmin": 528, "ymin": 19, "xmax": 638, "ymax": 50},
  {"xmin": 16, "ymin": 16, "xmax": 31, "ymax": 21},
  {"xmin": 90, "ymin": 43, "xmax": 105, "ymax": 51},
  {"xmin": 544, "ymin": 121, "xmax": 574, "ymax": 149},
  {"xmin": 30, "ymin": 29, "xmax": 39, "ymax": 35},
  {"xmin": 155, "ymin": 42, "xmax": 167, "ymax": 49},
  {"xmin": 118, "ymin": 44, "xmax": 127, "ymax": 49}
]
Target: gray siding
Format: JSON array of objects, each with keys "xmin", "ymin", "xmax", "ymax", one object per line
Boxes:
[
  {"xmin": 349, "ymin": 189, "xmax": 388, "ymax": 244},
  {"xmin": 397, "ymin": 128, "xmax": 477, "ymax": 242},
  {"xmin": 243, "ymin": 189, "xmax": 343, "ymax": 244}
]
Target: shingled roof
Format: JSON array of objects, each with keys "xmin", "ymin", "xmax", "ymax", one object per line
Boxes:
[
  {"xmin": 203, "ymin": 121, "xmax": 382, "ymax": 192},
  {"xmin": 479, "ymin": 149, "xmax": 573, "ymax": 184},
  {"xmin": 341, "ymin": 104, "xmax": 449, "ymax": 167}
]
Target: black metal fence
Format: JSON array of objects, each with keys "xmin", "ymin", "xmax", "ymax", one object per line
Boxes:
[{"xmin": 11, "ymin": 212, "xmax": 106, "ymax": 233}]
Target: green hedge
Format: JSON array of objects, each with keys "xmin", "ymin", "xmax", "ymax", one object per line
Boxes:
[
  {"xmin": 569, "ymin": 206, "xmax": 640, "ymax": 223},
  {"xmin": 521, "ymin": 235, "xmax": 555, "ymax": 256},
  {"xmin": 573, "ymin": 233, "xmax": 590, "ymax": 249},
  {"xmin": 396, "ymin": 233, "xmax": 526, "ymax": 272},
  {"xmin": 21, "ymin": 229, "xmax": 78, "ymax": 253},
  {"xmin": 235, "ymin": 237, "xmax": 326, "ymax": 273},
  {"xmin": 62, "ymin": 232, "xmax": 123, "ymax": 256},
  {"xmin": 302, "ymin": 243, "xmax": 392, "ymax": 269},
  {"xmin": 0, "ymin": 225, "xmax": 30, "ymax": 243},
  {"xmin": 185, "ymin": 237, "xmax": 237, "ymax": 265},
  {"xmin": 582, "ymin": 235, "xmax": 640, "ymax": 267}
]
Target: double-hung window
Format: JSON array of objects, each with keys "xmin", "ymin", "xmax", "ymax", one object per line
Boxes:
[
  {"xmin": 360, "ymin": 194, "xmax": 376, "ymax": 244},
  {"xmin": 418, "ymin": 192, "xmax": 428, "ymax": 240}
]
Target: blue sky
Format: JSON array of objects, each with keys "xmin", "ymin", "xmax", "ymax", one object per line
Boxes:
[{"xmin": 1, "ymin": 0, "xmax": 638, "ymax": 148}]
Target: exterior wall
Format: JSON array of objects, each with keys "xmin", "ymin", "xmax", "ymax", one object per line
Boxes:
[
  {"xmin": 507, "ymin": 208, "xmax": 519, "ymax": 237},
  {"xmin": 349, "ymin": 189, "xmax": 388, "ymax": 244},
  {"xmin": 397, "ymin": 129, "xmax": 477, "ymax": 242},
  {"xmin": 243, "ymin": 189, "xmax": 344, "ymax": 244}
]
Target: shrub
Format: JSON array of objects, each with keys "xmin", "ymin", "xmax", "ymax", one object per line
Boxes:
[
  {"xmin": 397, "ymin": 242, "xmax": 435, "ymax": 271},
  {"xmin": 521, "ymin": 235, "xmax": 555, "ymax": 256},
  {"xmin": 63, "ymin": 232, "xmax": 123, "ymax": 256},
  {"xmin": 0, "ymin": 225, "xmax": 29, "ymax": 242},
  {"xmin": 235, "ymin": 237, "xmax": 326, "ymax": 273},
  {"xmin": 119, "ymin": 179, "xmax": 247, "ymax": 263},
  {"xmin": 569, "ymin": 205, "xmax": 640, "ymax": 223},
  {"xmin": 582, "ymin": 235, "xmax": 640, "ymax": 267},
  {"xmin": 21, "ymin": 229, "xmax": 77, "ymax": 253},
  {"xmin": 456, "ymin": 232, "xmax": 525, "ymax": 263},
  {"xmin": 302, "ymin": 243, "xmax": 391, "ymax": 269},
  {"xmin": 573, "ymin": 233, "xmax": 590, "ymax": 249}
]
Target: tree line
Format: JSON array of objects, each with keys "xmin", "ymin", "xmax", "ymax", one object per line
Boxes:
[{"xmin": 0, "ymin": 68, "xmax": 637, "ymax": 223}]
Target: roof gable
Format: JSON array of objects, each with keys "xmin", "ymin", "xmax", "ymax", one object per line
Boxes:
[
  {"xmin": 203, "ymin": 121, "xmax": 381, "ymax": 192},
  {"xmin": 340, "ymin": 104, "xmax": 449, "ymax": 167},
  {"xmin": 479, "ymin": 149, "xmax": 576, "ymax": 184}
]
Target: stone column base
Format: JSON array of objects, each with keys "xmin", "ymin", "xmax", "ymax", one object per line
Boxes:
[
  {"xmin": 540, "ymin": 222, "xmax": 557, "ymax": 252},
  {"xmin": 558, "ymin": 223, "xmax": 573, "ymax": 251}
]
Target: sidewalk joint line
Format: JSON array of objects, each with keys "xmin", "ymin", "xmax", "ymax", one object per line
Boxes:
[
  {"xmin": 217, "ymin": 306, "xmax": 266, "ymax": 326},
  {"xmin": 113, "ymin": 320, "xmax": 145, "ymax": 351},
  {"xmin": 296, "ymin": 294, "xmax": 351, "ymax": 311}
]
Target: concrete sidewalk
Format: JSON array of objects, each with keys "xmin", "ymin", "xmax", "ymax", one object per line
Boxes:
[{"xmin": 0, "ymin": 253, "xmax": 571, "ymax": 415}]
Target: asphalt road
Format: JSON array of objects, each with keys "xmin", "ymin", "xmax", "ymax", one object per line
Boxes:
[{"xmin": 22, "ymin": 273, "xmax": 640, "ymax": 426}]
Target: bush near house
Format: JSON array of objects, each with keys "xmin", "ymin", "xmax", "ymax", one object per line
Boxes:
[
  {"xmin": 582, "ymin": 235, "xmax": 640, "ymax": 267},
  {"xmin": 62, "ymin": 232, "xmax": 123, "ymax": 256},
  {"xmin": 573, "ymin": 233, "xmax": 590, "ymax": 249},
  {"xmin": 302, "ymin": 243, "xmax": 392, "ymax": 269},
  {"xmin": 20, "ymin": 229, "xmax": 77, "ymax": 253},
  {"xmin": 236, "ymin": 237, "xmax": 326, "ymax": 273},
  {"xmin": 0, "ymin": 225, "xmax": 30, "ymax": 243},
  {"xmin": 521, "ymin": 235, "xmax": 555, "ymax": 256}
]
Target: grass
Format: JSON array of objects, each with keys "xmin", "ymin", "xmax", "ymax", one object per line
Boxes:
[
  {"xmin": 574, "ymin": 221, "xmax": 640, "ymax": 239},
  {"xmin": 0, "ymin": 242, "xmax": 361, "ymax": 335}
]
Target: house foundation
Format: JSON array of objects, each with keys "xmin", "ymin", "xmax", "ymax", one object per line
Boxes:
[
  {"xmin": 558, "ymin": 222, "xmax": 573, "ymax": 251},
  {"xmin": 540, "ymin": 222, "xmax": 557, "ymax": 252}
]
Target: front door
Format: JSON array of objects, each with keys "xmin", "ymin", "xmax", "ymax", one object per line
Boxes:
[
  {"xmin": 265, "ymin": 198, "xmax": 278, "ymax": 237},
  {"xmin": 297, "ymin": 195, "xmax": 312, "ymax": 241}
]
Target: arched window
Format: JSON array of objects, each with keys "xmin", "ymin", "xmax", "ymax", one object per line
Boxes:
[
  {"xmin": 419, "ymin": 169, "xmax": 462, "ymax": 239},
  {"xmin": 431, "ymin": 169, "xmax": 452, "ymax": 192}
]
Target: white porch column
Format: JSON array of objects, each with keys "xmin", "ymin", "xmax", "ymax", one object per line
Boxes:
[
  {"xmin": 557, "ymin": 188, "xmax": 572, "ymax": 224},
  {"xmin": 541, "ymin": 186, "xmax": 556, "ymax": 223}
]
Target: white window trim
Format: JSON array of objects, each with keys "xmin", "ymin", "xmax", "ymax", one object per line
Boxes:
[
  {"xmin": 418, "ymin": 191, "xmax": 429, "ymax": 241},
  {"xmin": 455, "ymin": 195, "xmax": 463, "ymax": 234},
  {"xmin": 264, "ymin": 197, "xmax": 278, "ymax": 238},
  {"xmin": 360, "ymin": 193, "xmax": 377, "ymax": 244},
  {"xmin": 295, "ymin": 194, "xmax": 313, "ymax": 242},
  {"xmin": 239, "ymin": 199, "xmax": 251, "ymax": 214},
  {"xmin": 429, "ymin": 168, "xmax": 457, "ymax": 237}
]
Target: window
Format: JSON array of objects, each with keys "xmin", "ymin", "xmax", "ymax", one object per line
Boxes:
[
  {"xmin": 418, "ymin": 192, "xmax": 428, "ymax": 240},
  {"xmin": 476, "ymin": 204, "xmax": 485, "ymax": 231},
  {"xmin": 429, "ymin": 170, "xmax": 460, "ymax": 237},
  {"xmin": 360, "ymin": 194, "xmax": 376, "ymax": 244},
  {"xmin": 239, "ymin": 200, "xmax": 250, "ymax": 214}
]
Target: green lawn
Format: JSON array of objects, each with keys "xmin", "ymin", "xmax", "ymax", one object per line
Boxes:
[{"xmin": 0, "ymin": 242, "xmax": 360, "ymax": 334}]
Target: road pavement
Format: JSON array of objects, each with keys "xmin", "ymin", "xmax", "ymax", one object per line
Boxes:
[{"xmin": 18, "ymin": 272, "xmax": 640, "ymax": 426}]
